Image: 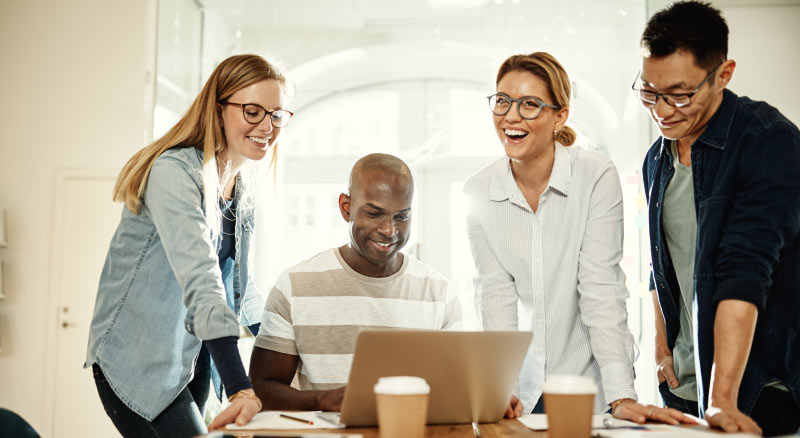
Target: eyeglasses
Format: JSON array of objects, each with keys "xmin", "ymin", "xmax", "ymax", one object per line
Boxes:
[
  {"xmin": 487, "ymin": 93, "xmax": 561, "ymax": 120},
  {"xmin": 219, "ymin": 101, "xmax": 294, "ymax": 128},
  {"xmin": 631, "ymin": 61, "xmax": 723, "ymax": 108}
]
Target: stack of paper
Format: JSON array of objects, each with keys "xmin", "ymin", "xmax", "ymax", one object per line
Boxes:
[{"xmin": 226, "ymin": 411, "xmax": 344, "ymax": 431}]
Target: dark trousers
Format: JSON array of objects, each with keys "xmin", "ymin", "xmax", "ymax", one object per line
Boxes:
[
  {"xmin": 531, "ymin": 396, "xmax": 545, "ymax": 414},
  {"xmin": 749, "ymin": 386, "xmax": 800, "ymax": 437},
  {"xmin": 91, "ymin": 344, "xmax": 212, "ymax": 438},
  {"xmin": 530, "ymin": 395, "xmax": 610, "ymax": 414},
  {"xmin": 658, "ymin": 381, "xmax": 700, "ymax": 416},
  {"xmin": 660, "ymin": 381, "xmax": 800, "ymax": 436}
]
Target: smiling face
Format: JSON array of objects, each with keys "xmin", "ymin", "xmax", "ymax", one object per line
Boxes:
[
  {"xmin": 218, "ymin": 78, "xmax": 285, "ymax": 168},
  {"xmin": 494, "ymin": 70, "xmax": 568, "ymax": 163},
  {"xmin": 639, "ymin": 50, "xmax": 731, "ymax": 148},
  {"xmin": 339, "ymin": 169, "xmax": 413, "ymax": 278}
]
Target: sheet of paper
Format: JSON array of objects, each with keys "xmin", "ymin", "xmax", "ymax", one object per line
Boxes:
[
  {"xmin": 518, "ymin": 414, "xmax": 757, "ymax": 437},
  {"xmin": 226, "ymin": 411, "xmax": 345, "ymax": 430},
  {"xmin": 517, "ymin": 413, "xmax": 640, "ymax": 430},
  {"xmin": 591, "ymin": 424, "xmax": 758, "ymax": 437}
]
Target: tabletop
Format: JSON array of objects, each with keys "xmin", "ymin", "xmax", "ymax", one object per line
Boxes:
[
  {"xmin": 201, "ymin": 418, "xmax": 738, "ymax": 438},
  {"xmin": 201, "ymin": 419, "xmax": 542, "ymax": 437}
]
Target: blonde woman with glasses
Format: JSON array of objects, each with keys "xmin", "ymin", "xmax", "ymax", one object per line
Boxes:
[
  {"xmin": 465, "ymin": 51, "xmax": 694, "ymax": 425},
  {"xmin": 85, "ymin": 54, "xmax": 293, "ymax": 437}
]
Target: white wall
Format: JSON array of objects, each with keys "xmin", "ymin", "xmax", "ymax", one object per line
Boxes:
[
  {"xmin": 0, "ymin": 0, "xmax": 154, "ymax": 431},
  {"xmin": 0, "ymin": 0, "xmax": 797, "ymax": 434},
  {"xmin": 724, "ymin": 5, "xmax": 800, "ymax": 124}
]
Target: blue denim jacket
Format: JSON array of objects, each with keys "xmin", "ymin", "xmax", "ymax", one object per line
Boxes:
[
  {"xmin": 85, "ymin": 146, "xmax": 264, "ymax": 421},
  {"xmin": 643, "ymin": 89, "xmax": 800, "ymax": 416}
]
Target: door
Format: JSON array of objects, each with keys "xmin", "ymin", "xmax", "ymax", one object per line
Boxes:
[{"xmin": 45, "ymin": 172, "xmax": 121, "ymax": 437}]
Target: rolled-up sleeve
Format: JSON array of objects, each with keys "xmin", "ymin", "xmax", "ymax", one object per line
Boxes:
[
  {"xmin": 576, "ymin": 162, "xmax": 636, "ymax": 403},
  {"xmin": 144, "ymin": 156, "xmax": 239, "ymax": 340}
]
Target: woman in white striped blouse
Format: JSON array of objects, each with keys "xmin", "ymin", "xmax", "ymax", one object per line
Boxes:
[{"xmin": 464, "ymin": 52, "xmax": 692, "ymax": 425}]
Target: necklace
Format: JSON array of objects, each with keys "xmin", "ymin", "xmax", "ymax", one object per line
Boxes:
[{"xmin": 219, "ymin": 198, "xmax": 237, "ymax": 236}]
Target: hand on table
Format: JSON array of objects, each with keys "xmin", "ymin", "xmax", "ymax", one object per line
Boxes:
[
  {"xmin": 319, "ymin": 386, "xmax": 346, "ymax": 412},
  {"xmin": 705, "ymin": 400, "xmax": 762, "ymax": 435},
  {"xmin": 611, "ymin": 398, "xmax": 696, "ymax": 425},
  {"xmin": 504, "ymin": 395, "xmax": 524, "ymax": 418},
  {"xmin": 208, "ymin": 389, "xmax": 262, "ymax": 430}
]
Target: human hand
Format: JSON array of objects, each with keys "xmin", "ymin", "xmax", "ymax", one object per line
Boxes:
[
  {"xmin": 319, "ymin": 386, "xmax": 346, "ymax": 412},
  {"xmin": 656, "ymin": 354, "xmax": 679, "ymax": 389},
  {"xmin": 208, "ymin": 389, "xmax": 262, "ymax": 430},
  {"xmin": 612, "ymin": 399, "xmax": 696, "ymax": 425},
  {"xmin": 504, "ymin": 395, "xmax": 524, "ymax": 418},
  {"xmin": 705, "ymin": 400, "xmax": 762, "ymax": 435}
]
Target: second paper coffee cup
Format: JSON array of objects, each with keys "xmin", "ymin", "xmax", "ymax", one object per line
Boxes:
[{"xmin": 542, "ymin": 374, "xmax": 598, "ymax": 438}]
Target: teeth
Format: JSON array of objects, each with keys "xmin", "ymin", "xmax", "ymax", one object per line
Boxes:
[
  {"xmin": 504, "ymin": 129, "xmax": 527, "ymax": 136},
  {"xmin": 249, "ymin": 136, "xmax": 270, "ymax": 144},
  {"xmin": 374, "ymin": 241, "xmax": 392, "ymax": 247}
]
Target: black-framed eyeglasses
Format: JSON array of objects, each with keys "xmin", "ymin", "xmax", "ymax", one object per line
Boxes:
[
  {"xmin": 631, "ymin": 61, "xmax": 724, "ymax": 108},
  {"xmin": 487, "ymin": 93, "xmax": 561, "ymax": 120},
  {"xmin": 219, "ymin": 101, "xmax": 294, "ymax": 128}
]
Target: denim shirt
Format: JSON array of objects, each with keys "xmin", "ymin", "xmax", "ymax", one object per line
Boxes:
[
  {"xmin": 85, "ymin": 146, "xmax": 264, "ymax": 421},
  {"xmin": 643, "ymin": 89, "xmax": 800, "ymax": 416}
]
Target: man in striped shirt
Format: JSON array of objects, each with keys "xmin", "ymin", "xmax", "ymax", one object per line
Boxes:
[{"xmin": 250, "ymin": 153, "xmax": 462, "ymax": 411}]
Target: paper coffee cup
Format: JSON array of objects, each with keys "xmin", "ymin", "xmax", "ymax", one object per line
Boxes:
[
  {"xmin": 542, "ymin": 375, "xmax": 598, "ymax": 438},
  {"xmin": 374, "ymin": 376, "xmax": 430, "ymax": 438}
]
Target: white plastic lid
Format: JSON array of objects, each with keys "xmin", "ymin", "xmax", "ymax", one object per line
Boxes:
[
  {"xmin": 542, "ymin": 375, "xmax": 598, "ymax": 395},
  {"xmin": 374, "ymin": 376, "xmax": 430, "ymax": 395}
]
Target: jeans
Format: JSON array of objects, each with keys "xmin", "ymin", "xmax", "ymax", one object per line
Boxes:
[
  {"xmin": 658, "ymin": 381, "xmax": 699, "ymax": 416},
  {"xmin": 92, "ymin": 347, "xmax": 211, "ymax": 438},
  {"xmin": 750, "ymin": 386, "xmax": 800, "ymax": 437}
]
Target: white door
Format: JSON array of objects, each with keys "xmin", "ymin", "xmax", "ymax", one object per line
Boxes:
[{"xmin": 45, "ymin": 172, "xmax": 122, "ymax": 438}]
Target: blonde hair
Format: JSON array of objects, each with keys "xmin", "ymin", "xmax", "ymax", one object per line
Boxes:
[
  {"xmin": 496, "ymin": 52, "xmax": 576, "ymax": 146},
  {"xmin": 114, "ymin": 54, "xmax": 286, "ymax": 234}
]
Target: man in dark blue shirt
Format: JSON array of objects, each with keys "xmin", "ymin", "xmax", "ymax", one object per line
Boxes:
[{"xmin": 635, "ymin": 1, "xmax": 800, "ymax": 436}]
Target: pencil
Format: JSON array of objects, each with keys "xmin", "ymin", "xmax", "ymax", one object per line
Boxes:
[{"xmin": 280, "ymin": 413, "xmax": 314, "ymax": 425}]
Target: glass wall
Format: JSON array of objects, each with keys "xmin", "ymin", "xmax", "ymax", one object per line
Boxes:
[{"xmin": 157, "ymin": 0, "xmax": 659, "ymax": 405}]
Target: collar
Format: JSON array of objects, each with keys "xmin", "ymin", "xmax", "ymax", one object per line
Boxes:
[
  {"xmin": 656, "ymin": 88, "xmax": 738, "ymax": 158},
  {"xmin": 696, "ymin": 88, "xmax": 737, "ymax": 150},
  {"xmin": 488, "ymin": 142, "xmax": 572, "ymax": 206}
]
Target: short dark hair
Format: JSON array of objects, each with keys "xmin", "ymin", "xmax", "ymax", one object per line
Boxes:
[{"xmin": 641, "ymin": 1, "xmax": 728, "ymax": 71}]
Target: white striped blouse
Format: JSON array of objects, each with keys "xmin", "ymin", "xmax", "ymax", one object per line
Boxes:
[{"xmin": 463, "ymin": 143, "xmax": 637, "ymax": 413}]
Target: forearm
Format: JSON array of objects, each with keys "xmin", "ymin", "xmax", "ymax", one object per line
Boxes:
[
  {"xmin": 581, "ymin": 291, "xmax": 636, "ymax": 401},
  {"xmin": 650, "ymin": 289, "xmax": 670, "ymax": 357},
  {"xmin": 253, "ymin": 379, "xmax": 338, "ymax": 411},
  {"xmin": 205, "ymin": 337, "xmax": 251, "ymax": 395},
  {"xmin": 709, "ymin": 299, "xmax": 758, "ymax": 405}
]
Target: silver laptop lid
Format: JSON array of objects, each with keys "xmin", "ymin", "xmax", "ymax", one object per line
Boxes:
[{"xmin": 339, "ymin": 330, "xmax": 532, "ymax": 426}]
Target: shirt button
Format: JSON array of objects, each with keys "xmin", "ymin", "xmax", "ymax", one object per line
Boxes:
[
  {"xmin": 235, "ymin": 263, "xmax": 240, "ymax": 268},
  {"xmin": 656, "ymin": 202, "xmax": 660, "ymax": 208},
  {"xmin": 234, "ymin": 293, "xmax": 240, "ymax": 299}
]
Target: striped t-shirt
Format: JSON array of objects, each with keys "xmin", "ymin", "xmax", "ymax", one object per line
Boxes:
[{"xmin": 254, "ymin": 247, "xmax": 463, "ymax": 390}]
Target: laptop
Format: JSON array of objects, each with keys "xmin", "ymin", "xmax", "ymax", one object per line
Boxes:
[{"xmin": 334, "ymin": 330, "xmax": 532, "ymax": 426}]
